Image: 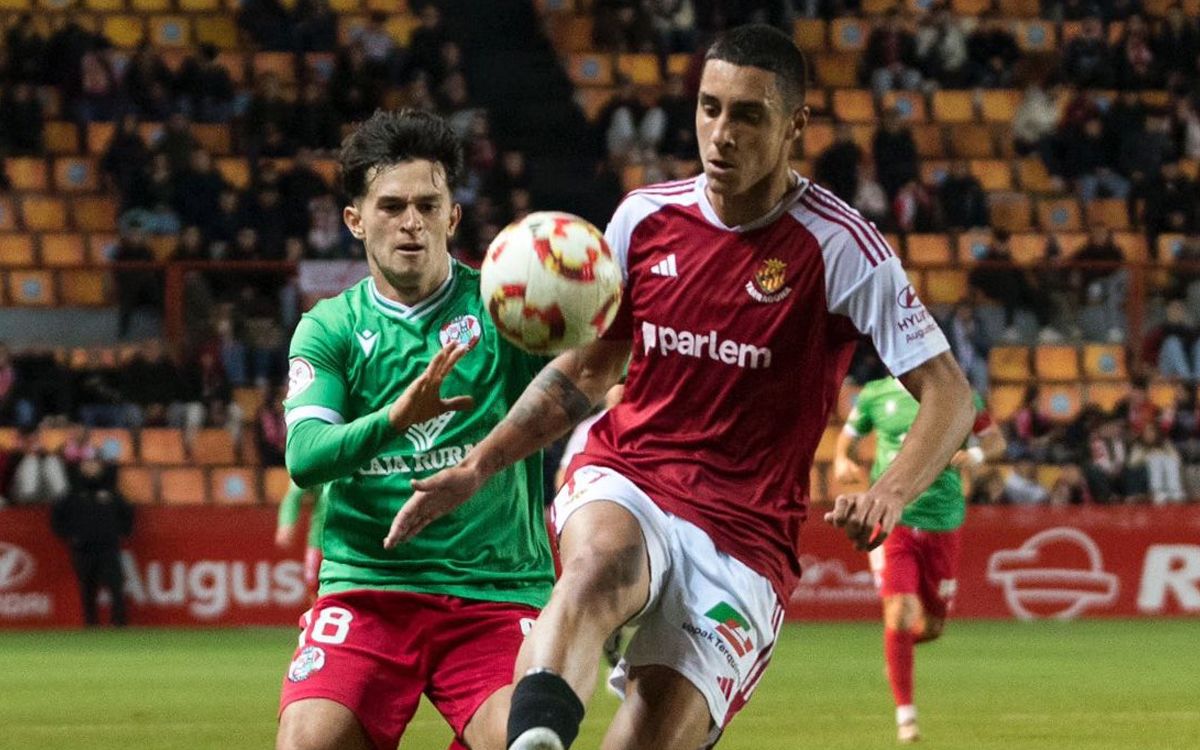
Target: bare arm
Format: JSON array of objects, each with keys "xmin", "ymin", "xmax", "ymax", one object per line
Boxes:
[
  {"xmin": 825, "ymin": 351, "xmax": 974, "ymax": 549},
  {"xmin": 951, "ymin": 421, "xmax": 1007, "ymax": 469},
  {"xmin": 383, "ymin": 337, "xmax": 630, "ymax": 547},
  {"xmin": 832, "ymin": 429, "xmax": 866, "ymax": 484}
]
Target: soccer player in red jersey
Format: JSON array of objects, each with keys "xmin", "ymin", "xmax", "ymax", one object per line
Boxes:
[{"xmin": 386, "ymin": 25, "xmax": 976, "ymax": 750}]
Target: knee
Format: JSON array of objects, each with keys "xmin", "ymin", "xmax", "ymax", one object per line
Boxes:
[
  {"xmin": 883, "ymin": 596, "xmax": 922, "ymax": 632},
  {"xmin": 919, "ymin": 617, "xmax": 946, "ymax": 643},
  {"xmin": 275, "ymin": 719, "xmax": 326, "ymax": 750},
  {"xmin": 558, "ymin": 539, "xmax": 646, "ymax": 616}
]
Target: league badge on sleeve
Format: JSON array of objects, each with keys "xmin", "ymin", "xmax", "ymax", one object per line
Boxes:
[
  {"xmin": 287, "ymin": 358, "xmax": 316, "ymax": 400},
  {"xmin": 439, "ymin": 315, "xmax": 482, "ymax": 350},
  {"xmin": 287, "ymin": 645, "xmax": 326, "ymax": 682}
]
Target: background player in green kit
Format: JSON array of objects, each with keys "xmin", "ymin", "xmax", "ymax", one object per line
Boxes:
[
  {"xmin": 275, "ymin": 480, "xmax": 327, "ymax": 602},
  {"xmin": 834, "ymin": 375, "xmax": 1006, "ymax": 744},
  {"xmin": 275, "ymin": 109, "xmax": 554, "ymax": 750}
]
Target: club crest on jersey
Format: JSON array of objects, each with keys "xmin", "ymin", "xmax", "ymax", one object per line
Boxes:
[
  {"xmin": 286, "ymin": 358, "xmax": 315, "ymax": 400},
  {"xmin": 439, "ymin": 315, "xmax": 482, "ymax": 350},
  {"xmin": 287, "ymin": 645, "xmax": 326, "ymax": 682},
  {"xmin": 746, "ymin": 258, "xmax": 791, "ymax": 303}
]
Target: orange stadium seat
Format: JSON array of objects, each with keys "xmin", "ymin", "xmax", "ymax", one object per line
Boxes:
[
  {"xmin": 980, "ymin": 90, "xmax": 1021, "ymax": 124},
  {"xmin": 952, "ymin": 0, "xmax": 992, "ymax": 13},
  {"xmin": 264, "ymin": 466, "xmax": 292, "ymax": 504},
  {"xmin": 830, "ymin": 18, "xmax": 870, "ymax": 51},
  {"xmin": 1035, "ymin": 464, "xmax": 1064, "ymax": 490},
  {"xmin": 91, "ymin": 429, "xmax": 135, "ymax": 465},
  {"xmin": 989, "ymin": 346, "xmax": 1031, "ymax": 381},
  {"xmin": 179, "ymin": 0, "xmax": 220, "ymax": 9},
  {"xmin": 73, "ymin": 197, "xmax": 119, "ymax": 232},
  {"xmin": 1083, "ymin": 344, "xmax": 1127, "ymax": 380},
  {"xmin": 1035, "ymin": 345, "xmax": 1081, "ymax": 381},
  {"xmin": 140, "ymin": 428, "xmax": 187, "ymax": 464},
  {"xmin": 905, "ymin": 234, "xmax": 953, "ymax": 266},
  {"xmin": 102, "ymin": 15, "xmax": 146, "ymax": 48},
  {"xmin": 1008, "ymin": 233, "xmax": 1047, "ymax": 265},
  {"xmin": 40, "ymin": 234, "xmax": 87, "ymax": 265},
  {"xmin": 38, "ymin": 427, "xmax": 71, "ymax": 452},
  {"xmin": 0, "ymin": 197, "xmax": 15, "ymax": 231},
  {"xmin": 1038, "ymin": 385, "xmax": 1083, "ymax": 423},
  {"xmin": 1086, "ymin": 198, "xmax": 1130, "ymax": 231},
  {"xmin": 0, "ymin": 234, "xmax": 36, "ymax": 265},
  {"xmin": 919, "ymin": 160, "xmax": 951, "ymax": 186},
  {"xmin": 1148, "ymin": 381, "xmax": 1179, "ymax": 411},
  {"xmin": 884, "ymin": 91, "xmax": 926, "ymax": 122},
  {"xmin": 665, "ymin": 53, "xmax": 691, "ymax": 78},
  {"xmin": 149, "ymin": 16, "xmax": 191, "ymax": 48},
  {"xmin": 862, "ymin": 0, "xmax": 898, "ymax": 13},
  {"xmin": 1087, "ymin": 382, "xmax": 1131, "ymax": 412},
  {"xmin": 119, "ymin": 467, "xmax": 158, "ymax": 505},
  {"xmin": 911, "ymin": 123, "xmax": 946, "ymax": 158},
  {"xmin": 924, "ymin": 269, "xmax": 968, "ymax": 304},
  {"xmin": 7, "ymin": 157, "xmax": 49, "ymax": 191},
  {"xmin": 988, "ymin": 384, "xmax": 1026, "ymax": 423},
  {"xmin": 132, "ymin": 0, "xmax": 171, "ymax": 9},
  {"xmin": 988, "ymin": 193, "xmax": 1033, "ymax": 232},
  {"xmin": 1014, "ymin": 20, "xmax": 1055, "ymax": 52},
  {"xmin": 814, "ymin": 52, "xmax": 858, "ymax": 88},
  {"xmin": 568, "ymin": 53, "xmax": 613, "ymax": 87},
  {"xmin": 21, "ymin": 195, "xmax": 67, "ymax": 231},
  {"xmin": 7, "ymin": 270, "xmax": 56, "ymax": 305},
  {"xmin": 999, "ymin": 0, "xmax": 1040, "ymax": 15},
  {"xmin": 161, "ymin": 468, "xmax": 207, "ymax": 505},
  {"xmin": 253, "ymin": 52, "xmax": 296, "ymax": 83},
  {"xmin": 793, "ymin": 18, "xmax": 826, "ymax": 51},
  {"xmin": 233, "ymin": 387, "xmax": 268, "ymax": 424},
  {"xmin": 194, "ymin": 428, "xmax": 237, "ymax": 465},
  {"xmin": 832, "ymin": 89, "xmax": 874, "ymax": 122},
  {"xmin": 1113, "ymin": 232, "xmax": 1148, "ymax": 262},
  {"xmin": 44, "ymin": 121, "xmax": 80, "ymax": 154},
  {"xmin": 970, "ymin": 159, "xmax": 1013, "ymax": 191},
  {"xmin": 1158, "ymin": 234, "xmax": 1186, "ymax": 261},
  {"xmin": 383, "ymin": 14, "xmax": 420, "ymax": 45},
  {"xmin": 0, "ymin": 428, "xmax": 19, "ymax": 450},
  {"xmin": 53, "ymin": 157, "xmax": 99, "ymax": 192},
  {"xmin": 956, "ymin": 230, "xmax": 991, "ymax": 264},
  {"xmin": 88, "ymin": 234, "xmax": 119, "ymax": 263},
  {"xmin": 547, "ymin": 15, "xmax": 593, "ymax": 53},
  {"xmin": 1017, "ymin": 157, "xmax": 1056, "ymax": 193},
  {"xmin": 801, "ymin": 121, "xmax": 835, "ymax": 158},
  {"xmin": 948, "ymin": 124, "xmax": 995, "ymax": 158},
  {"xmin": 617, "ymin": 54, "xmax": 660, "ymax": 86},
  {"xmin": 211, "ymin": 468, "xmax": 261, "ymax": 505},
  {"xmin": 368, "ymin": 0, "xmax": 406, "ymax": 10},
  {"xmin": 59, "ymin": 269, "xmax": 108, "ymax": 305},
  {"xmin": 215, "ymin": 158, "xmax": 252, "ymax": 189},
  {"xmin": 191, "ymin": 124, "xmax": 232, "ymax": 156},
  {"xmin": 1037, "ymin": 198, "xmax": 1082, "ymax": 232},
  {"xmin": 932, "ymin": 90, "xmax": 975, "ymax": 123},
  {"xmin": 195, "ymin": 16, "xmax": 239, "ymax": 49},
  {"xmin": 86, "ymin": 122, "xmax": 117, "ymax": 155}
]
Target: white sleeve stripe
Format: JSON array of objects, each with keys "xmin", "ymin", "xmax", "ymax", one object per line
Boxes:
[
  {"xmin": 285, "ymin": 405, "xmax": 346, "ymax": 427},
  {"xmin": 807, "ymin": 185, "xmax": 894, "ymax": 263},
  {"xmin": 797, "ymin": 195, "xmax": 884, "ymax": 268}
]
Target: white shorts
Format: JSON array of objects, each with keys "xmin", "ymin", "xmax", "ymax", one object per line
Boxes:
[{"xmin": 554, "ymin": 465, "xmax": 784, "ymax": 739}]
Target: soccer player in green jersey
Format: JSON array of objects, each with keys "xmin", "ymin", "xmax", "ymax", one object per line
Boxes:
[
  {"xmin": 274, "ymin": 480, "xmax": 327, "ymax": 601},
  {"xmin": 275, "ymin": 109, "xmax": 554, "ymax": 750},
  {"xmin": 834, "ymin": 375, "xmax": 1006, "ymax": 743}
]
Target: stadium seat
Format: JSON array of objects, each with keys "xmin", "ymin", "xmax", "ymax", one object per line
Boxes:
[
  {"xmin": 86, "ymin": 122, "xmax": 116, "ymax": 155},
  {"xmin": 211, "ymin": 468, "xmax": 261, "ymax": 505},
  {"xmin": 195, "ymin": 16, "xmax": 239, "ymax": 49},
  {"xmin": 131, "ymin": 0, "xmax": 171, "ymax": 9},
  {"xmin": 1035, "ymin": 464, "xmax": 1064, "ymax": 491},
  {"xmin": 617, "ymin": 54, "xmax": 660, "ymax": 86},
  {"xmin": 1034, "ymin": 345, "xmax": 1080, "ymax": 381},
  {"xmin": 1087, "ymin": 382, "xmax": 1131, "ymax": 412},
  {"xmin": 252, "ymin": 52, "xmax": 297, "ymax": 83},
  {"xmin": 53, "ymin": 157, "xmax": 99, "ymax": 192},
  {"xmin": 832, "ymin": 89, "xmax": 875, "ymax": 122},
  {"xmin": 970, "ymin": 159, "xmax": 1013, "ymax": 191},
  {"xmin": 262, "ymin": 466, "xmax": 291, "ymax": 504},
  {"xmin": 73, "ymin": 197, "xmax": 119, "ymax": 232},
  {"xmin": 1086, "ymin": 198, "xmax": 1130, "ymax": 231},
  {"xmin": 85, "ymin": 429, "xmax": 132, "ymax": 465},
  {"xmin": 38, "ymin": 427, "xmax": 71, "ymax": 453},
  {"xmin": 830, "ymin": 18, "xmax": 869, "ymax": 51},
  {"xmin": 923, "ymin": 269, "xmax": 968, "ymax": 304},
  {"xmin": 862, "ymin": 0, "xmax": 898, "ymax": 13},
  {"xmin": 1037, "ymin": 198, "xmax": 1082, "ymax": 232},
  {"xmin": 932, "ymin": 90, "xmax": 975, "ymax": 123},
  {"xmin": 948, "ymin": 124, "xmax": 995, "ymax": 158},
  {"xmin": 919, "ymin": 160, "xmax": 951, "ymax": 186},
  {"xmin": 118, "ymin": 467, "xmax": 157, "ymax": 505},
  {"xmin": 383, "ymin": 14, "xmax": 420, "ymax": 45},
  {"xmin": 988, "ymin": 384, "xmax": 1026, "ymax": 422},
  {"xmin": 215, "ymin": 158, "xmax": 252, "ymax": 189},
  {"xmin": 814, "ymin": 52, "xmax": 858, "ymax": 88},
  {"xmin": 44, "ymin": 121, "xmax": 80, "ymax": 154},
  {"xmin": 233, "ymin": 387, "xmax": 268, "ymax": 424},
  {"xmin": 546, "ymin": 14, "xmax": 593, "ymax": 53},
  {"xmin": 161, "ymin": 467, "xmax": 207, "ymax": 505},
  {"xmin": 140, "ymin": 428, "xmax": 187, "ymax": 464},
  {"xmin": 179, "ymin": 0, "xmax": 220, "ymax": 9},
  {"xmin": 0, "ymin": 428, "xmax": 18, "ymax": 451},
  {"xmin": 193, "ymin": 428, "xmax": 237, "ymax": 465},
  {"xmin": 88, "ymin": 234, "xmax": 119, "ymax": 263},
  {"xmin": 988, "ymin": 193, "xmax": 1033, "ymax": 233},
  {"xmin": 911, "ymin": 123, "xmax": 946, "ymax": 158},
  {"xmin": 1014, "ymin": 20, "xmax": 1055, "ymax": 52},
  {"xmin": 59, "ymin": 269, "xmax": 109, "ymax": 305},
  {"xmin": 21, "ymin": 195, "xmax": 67, "ymax": 231},
  {"xmin": 1038, "ymin": 384, "xmax": 1083, "ymax": 423},
  {"xmin": 884, "ymin": 91, "xmax": 926, "ymax": 122},
  {"xmin": 1008, "ymin": 233, "xmax": 1047, "ymax": 265},
  {"xmin": 39, "ymin": 233, "xmax": 87, "ymax": 266},
  {"xmin": 1158, "ymin": 234, "xmax": 1185, "ymax": 261},
  {"xmin": 149, "ymin": 16, "xmax": 191, "ymax": 48},
  {"xmin": 102, "ymin": 15, "xmax": 146, "ymax": 48},
  {"xmin": 980, "ymin": 90, "xmax": 1021, "ymax": 124},
  {"xmin": 7, "ymin": 157, "xmax": 49, "ymax": 191},
  {"xmin": 0, "ymin": 198, "xmax": 15, "ymax": 231},
  {"xmin": 999, "ymin": 0, "xmax": 1040, "ymax": 15},
  {"xmin": 567, "ymin": 53, "xmax": 613, "ymax": 87},
  {"xmin": 1083, "ymin": 344, "xmax": 1127, "ymax": 380},
  {"xmin": 7, "ymin": 270, "xmax": 56, "ymax": 305},
  {"xmin": 989, "ymin": 346, "xmax": 1031, "ymax": 381},
  {"xmin": 954, "ymin": 231, "xmax": 989, "ymax": 264},
  {"xmin": 1112, "ymin": 232, "xmax": 1148, "ymax": 263},
  {"xmin": 191, "ymin": 124, "xmax": 233, "ymax": 156},
  {"xmin": 793, "ymin": 18, "xmax": 827, "ymax": 51},
  {"xmin": 1148, "ymin": 381, "xmax": 1179, "ymax": 411},
  {"xmin": 1016, "ymin": 158, "xmax": 1056, "ymax": 193},
  {"xmin": 328, "ymin": 0, "xmax": 362, "ymax": 9},
  {"xmin": 904, "ymin": 234, "xmax": 953, "ymax": 266},
  {"xmin": 801, "ymin": 122, "xmax": 835, "ymax": 159},
  {"xmin": 0, "ymin": 234, "xmax": 36, "ymax": 266}
]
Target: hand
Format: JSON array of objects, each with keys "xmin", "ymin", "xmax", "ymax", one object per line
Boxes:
[
  {"xmin": 275, "ymin": 524, "xmax": 296, "ymax": 548},
  {"xmin": 833, "ymin": 456, "xmax": 864, "ymax": 485},
  {"xmin": 383, "ymin": 463, "xmax": 485, "ymax": 548},
  {"xmin": 823, "ymin": 489, "xmax": 906, "ymax": 551},
  {"xmin": 388, "ymin": 343, "xmax": 476, "ymax": 431}
]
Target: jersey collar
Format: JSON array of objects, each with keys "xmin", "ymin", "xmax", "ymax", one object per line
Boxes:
[
  {"xmin": 368, "ymin": 261, "xmax": 457, "ymax": 321},
  {"xmin": 695, "ymin": 172, "xmax": 810, "ymax": 233}
]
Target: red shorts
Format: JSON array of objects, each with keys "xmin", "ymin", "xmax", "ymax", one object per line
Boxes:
[
  {"xmin": 279, "ymin": 589, "xmax": 539, "ymax": 750},
  {"xmin": 869, "ymin": 525, "xmax": 962, "ymax": 619}
]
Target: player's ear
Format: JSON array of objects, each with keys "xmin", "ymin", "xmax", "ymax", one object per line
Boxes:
[
  {"xmin": 791, "ymin": 104, "xmax": 809, "ymax": 140},
  {"xmin": 447, "ymin": 202, "xmax": 462, "ymax": 238},
  {"xmin": 344, "ymin": 202, "xmax": 365, "ymax": 241}
]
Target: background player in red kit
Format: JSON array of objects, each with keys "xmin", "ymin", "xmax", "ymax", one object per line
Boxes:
[{"xmin": 385, "ymin": 24, "xmax": 976, "ymax": 750}]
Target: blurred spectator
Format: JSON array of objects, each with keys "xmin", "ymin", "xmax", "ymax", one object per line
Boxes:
[
  {"xmin": 293, "ymin": 0, "xmax": 338, "ymax": 53},
  {"xmin": 351, "ymin": 12, "xmax": 399, "ymax": 81},
  {"xmin": 594, "ymin": 0, "xmax": 654, "ymax": 53},
  {"xmin": 10, "ymin": 430, "xmax": 69, "ymax": 504},
  {"xmin": 51, "ymin": 458, "xmax": 133, "ymax": 627},
  {"xmin": 0, "ymin": 82, "xmax": 45, "ymax": 155},
  {"xmin": 0, "ymin": 344, "xmax": 19, "ymax": 426},
  {"xmin": 1114, "ymin": 14, "xmax": 1162, "ymax": 90},
  {"xmin": 1064, "ymin": 117, "xmax": 1130, "ymax": 203},
  {"xmin": 965, "ymin": 10, "xmax": 1019, "ymax": 88},
  {"xmin": 1130, "ymin": 422, "xmax": 1186, "ymax": 504},
  {"xmin": 598, "ymin": 77, "xmax": 665, "ymax": 163},
  {"xmin": 853, "ymin": 163, "xmax": 890, "ymax": 228},
  {"xmin": 75, "ymin": 46, "xmax": 118, "ymax": 123},
  {"xmin": 124, "ymin": 43, "xmax": 174, "ymax": 120},
  {"xmin": 306, "ymin": 194, "xmax": 355, "ymax": 258},
  {"xmin": 1048, "ymin": 465, "xmax": 1091, "ymax": 505},
  {"xmin": 1002, "ymin": 460, "xmax": 1050, "ymax": 504},
  {"xmin": 937, "ymin": 161, "xmax": 989, "ymax": 230},
  {"xmin": 1148, "ymin": 300, "xmax": 1200, "ymax": 380},
  {"xmin": 4, "ymin": 14, "xmax": 47, "ymax": 84},
  {"xmin": 157, "ymin": 112, "xmax": 200, "ymax": 175},
  {"xmin": 112, "ymin": 222, "xmax": 160, "ymax": 337},
  {"xmin": 256, "ymin": 386, "xmax": 287, "ymax": 466},
  {"xmin": 647, "ymin": 0, "xmax": 698, "ymax": 58},
  {"xmin": 176, "ymin": 225, "xmax": 209, "ymax": 261},
  {"xmin": 1012, "ymin": 80, "xmax": 1061, "ymax": 159},
  {"xmin": 1115, "ymin": 378, "xmax": 1160, "ymax": 437},
  {"xmin": 238, "ymin": 0, "xmax": 294, "ymax": 51},
  {"xmin": 873, "ymin": 108, "xmax": 918, "ymax": 200},
  {"xmin": 175, "ymin": 150, "xmax": 230, "ymax": 231},
  {"xmin": 1119, "ymin": 115, "xmax": 1176, "ymax": 204},
  {"xmin": 440, "ymin": 72, "xmax": 481, "ymax": 137},
  {"xmin": 968, "ymin": 229, "xmax": 1054, "ymax": 336},
  {"xmin": 940, "ymin": 304, "xmax": 990, "ymax": 394},
  {"xmin": 1155, "ymin": 3, "xmax": 1200, "ymax": 84},
  {"xmin": 916, "ymin": 3, "xmax": 970, "ymax": 88},
  {"xmin": 1084, "ymin": 419, "xmax": 1134, "ymax": 503},
  {"xmin": 1143, "ymin": 160, "xmax": 1196, "ymax": 239},
  {"xmin": 174, "ymin": 44, "xmax": 236, "ymax": 123},
  {"xmin": 207, "ymin": 189, "xmax": 243, "ymax": 255},
  {"xmin": 891, "ymin": 179, "xmax": 937, "ymax": 233},
  {"xmin": 244, "ymin": 73, "xmax": 293, "ymax": 154},
  {"xmin": 61, "ymin": 426, "xmax": 97, "ymax": 466},
  {"xmin": 292, "ymin": 82, "xmax": 342, "ymax": 151},
  {"xmin": 1072, "ymin": 225, "xmax": 1127, "ymax": 339},
  {"xmin": 1007, "ymin": 385, "xmax": 1054, "ymax": 461},
  {"xmin": 122, "ymin": 340, "xmax": 202, "ymax": 430},
  {"xmin": 1173, "ymin": 97, "xmax": 1200, "ymax": 160},
  {"xmin": 657, "ymin": 74, "xmax": 696, "ymax": 159},
  {"xmin": 8, "ymin": 349, "xmax": 72, "ymax": 427},
  {"xmin": 244, "ymin": 186, "xmax": 291, "ymax": 259},
  {"xmin": 330, "ymin": 45, "xmax": 381, "ymax": 122},
  {"xmin": 102, "ymin": 114, "xmax": 152, "ymax": 210},
  {"xmin": 1062, "ymin": 16, "xmax": 1115, "ymax": 88},
  {"xmin": 864, "ymin": 9, "xmax": 922, "ymax": 96},
  {"xmin": 486, "ymin": 151, "xmax": 533, "ymax": 212},
  {"xmin": 408, "ymin": 2, "xmax": 449, "ymax": 80},
  {"xmin": 815, "ymin": 124, "xmax": 863, "ymax": 204}
]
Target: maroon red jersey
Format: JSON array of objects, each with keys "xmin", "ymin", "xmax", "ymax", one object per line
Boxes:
[{"xmin": 568, "ymin": 176, "xmax": 949, "ymax": 602}]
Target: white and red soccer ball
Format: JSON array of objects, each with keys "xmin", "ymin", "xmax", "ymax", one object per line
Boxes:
[{"xmin": 481, "ymin": 211, "xmax": 623, "ymax": 355}]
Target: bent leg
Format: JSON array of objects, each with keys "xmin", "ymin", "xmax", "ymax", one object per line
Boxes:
[
  {"xmin": 601, "ymin": 665, "xmax": 713, "ymax": 750},
  {"xmin": 276, "ymin": 698, "xmax": 373, "ymax": 750}
]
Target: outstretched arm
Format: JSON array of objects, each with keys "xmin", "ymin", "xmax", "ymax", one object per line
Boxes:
[
  {"xmin": 833, "ymin": 429, "xmax": 867, "ymax": 485},
  {"xmin": 825, "ymin": 351, "xmax": 974, "ymax": 550},
  {"xmin": 384, "ymin": 337, "xmax": 630, "ymax": 547}
]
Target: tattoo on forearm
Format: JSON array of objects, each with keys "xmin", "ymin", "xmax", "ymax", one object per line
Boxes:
[{"xmin": 510, "ymin": 367, "xmax": 594, "ymax": 435}]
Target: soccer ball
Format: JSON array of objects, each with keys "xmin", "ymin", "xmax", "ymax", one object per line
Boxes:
[{"xmin": 481, "ymin": 211, "xmax": 623, "ymax": 355}]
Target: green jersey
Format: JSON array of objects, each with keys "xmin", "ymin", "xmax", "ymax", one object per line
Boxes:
[
  {"xmin": 276, "ymin": 480, "xmax": 327, "ymax": 549},
  {"xmin": 845, "ymin": 377, "xmax": 987, "ymax": 531},
  {"xmin": 283, "ymin": 262, "xmax": 554, "ymax": 608}
]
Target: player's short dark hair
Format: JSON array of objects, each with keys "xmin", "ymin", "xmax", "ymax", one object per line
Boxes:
[
  {"xmin": 704, "ymin": 24, "xmax": 807, "ymax": 110},
  {"xmin": 339, "ymin": 108, "xmax": 464, "ymax": 202}
]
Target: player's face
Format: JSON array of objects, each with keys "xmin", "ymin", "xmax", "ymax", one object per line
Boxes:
[
  {"xmin": 345, "ymin": 159, "xmax": 461, "ymax": 302},
  {"xmin": 696, "ymin": 60, "xmax": 805, "ymax": 199}
]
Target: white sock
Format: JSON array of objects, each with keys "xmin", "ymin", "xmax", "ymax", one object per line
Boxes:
[{"xmin": 896, "ymin": 705, "xmax": 917, "ymax": 726}]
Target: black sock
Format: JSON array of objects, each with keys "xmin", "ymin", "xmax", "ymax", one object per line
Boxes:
[{"xmin": 506, "ymin": 670, "xmax": 585, "ymax": 749}]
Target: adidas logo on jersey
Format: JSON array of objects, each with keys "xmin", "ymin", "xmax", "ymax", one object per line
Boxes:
[
  {"xmin": 641, "ymin": 321, "xmax": 772, "ymax": 369},
  {"xmin": 650, "ymin": 254, "xmax": 678, "ymax": 277}
]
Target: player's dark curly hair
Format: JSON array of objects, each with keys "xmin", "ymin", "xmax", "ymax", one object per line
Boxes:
[
  {"xmin": 339, "ymin": 108, "xmax": 464, "ymax": 202},
  {"xmin": 704, "ymin": 24, "xmax": 807, "ymax": 110}
]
